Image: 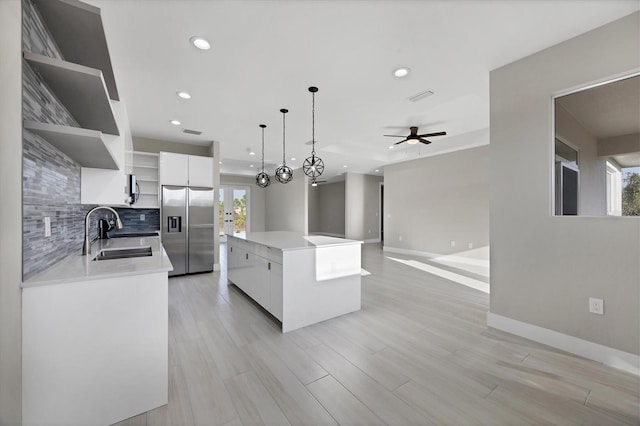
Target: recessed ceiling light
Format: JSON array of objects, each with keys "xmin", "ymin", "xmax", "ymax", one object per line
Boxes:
[
  {"xmin": 177, "ymin": 91, "xmax": 191, "ymax": 99},
  {"xmin": 291, "ymin": 157, "xmax": 296, "ymax": 161},
  {"xmin": 343, "ymin": 165, "xmax": 347, "ymax": 168},
  {"xmin": 375, "ymin": 169, "xmax": 379, "ymax": 172},
  {"xmin": 249, "ymin": 151, "xmax": 255, "ymax": 156},
  {"xmin": 388, "ymin": 145, "xmax": 395, "ymax": 149},
  {"xmin": 190, "ymin": 36, "xmax": 210, "ymax": 50},
  {"xmin": 219, "ymin": 161, "xmax": 222, "ymax": 164},
  {"xmin": 393, "ymin": 67, "xmax": 410, "ymax": 78},
  {"xmin": 250, "ymin": 164, "xmax": 254, "ymax": 168},
  {"xmin": 170, "ymin": 120, "xmax": 181, "ymax": 126}
]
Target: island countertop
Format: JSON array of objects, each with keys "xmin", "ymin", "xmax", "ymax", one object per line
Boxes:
[
  {"xmin": 228, "ymin": 231, "xmax": 362, "ymax": 251},
  {"xmin": 22, "ymin": 235, "xmax": 173, "ymax": 288}
]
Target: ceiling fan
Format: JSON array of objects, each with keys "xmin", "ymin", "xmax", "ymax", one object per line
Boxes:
[{"xmin": 384, "ymin": 126, "xmax": 446, "ymax": 145}]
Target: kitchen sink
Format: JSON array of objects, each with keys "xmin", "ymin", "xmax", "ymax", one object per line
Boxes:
[
  {"xmin": 93, "ymin": 246, "xmax": 152, "ymax": 261},
  {"xmin": 109, "ymin": 232, "xmax": 159, "ymax": 238}
]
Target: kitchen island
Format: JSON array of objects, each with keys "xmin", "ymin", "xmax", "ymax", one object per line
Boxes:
[
  {"xmin": 227, "ymin": 232, "xmax": 362, "ymax": 332},
  {"xmin": 22, "ymin": 235, "xmax": 172, "ymax": 426}
]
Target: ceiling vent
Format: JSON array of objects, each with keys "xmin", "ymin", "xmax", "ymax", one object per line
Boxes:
[
  {"xmin": 182, "ymin": 128, "xmax": 202, "ymax": 135},
  {"xmin": 408, "ymin": 89, "xmax": 435, "ymax": 102}
]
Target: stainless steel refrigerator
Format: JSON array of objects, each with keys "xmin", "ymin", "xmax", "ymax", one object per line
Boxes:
[{"xmin": 162, "ymin": 186, "xmax": 214, "ymax": 276}]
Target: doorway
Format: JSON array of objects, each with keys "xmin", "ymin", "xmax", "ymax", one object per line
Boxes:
[{"xmin": 219, "ymin": 185, "xmax": 250, "ymax": 242}]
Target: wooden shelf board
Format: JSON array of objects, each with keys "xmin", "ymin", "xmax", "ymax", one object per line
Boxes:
[
  {"xmin": 24, "ymin": 120, "xmax": 119, "ymax": 170},
  {"xmin": 24, "ymin": 52, "xmax": 119, "ymax": 136},
  {"xmin": 32, "ymin": 0, "xmax": 119, "ymax": 101}
]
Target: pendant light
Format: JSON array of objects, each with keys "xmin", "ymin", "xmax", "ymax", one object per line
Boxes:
[
  {"xmin": 303, "ymin": 86, "xmax": 325, "ymax": 180},
  {"xmin": 255, "ymin": 124, "xmax": 270, "ymax": 188},
  {"xmin": 275, "ymin": 108, "xmax": 293, "ymax": 184}
]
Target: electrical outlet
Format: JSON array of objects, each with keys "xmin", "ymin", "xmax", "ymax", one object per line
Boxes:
[
  {"xmin": 399, "ymin": 235, "xmax": 403, "ymax": 241},
  {"xmin": 44, "ymin": 217, "xmax": 51, "ymax": 237},
  {"xmin": 450, "ymin": 240, "xmax": 456, "ymax": 248},
  {"xmin": 589, "ymin": 298, "xmax": 604, "ymax": 315},
  {"xmin": 368, "ymin": 229, "xmax": 371, "ymax": 234},
  {"xmin": 468, "ymin": 242, "xmax": 473, "ymax": 249},
  {"xmin": 140, "ymin": 214, "xmax": 146, "ymax": 221}
]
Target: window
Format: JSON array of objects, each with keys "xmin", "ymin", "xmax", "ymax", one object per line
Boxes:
[{"xmin": 606, "ymin": 161, "xmax": 622, "ymax": 216}]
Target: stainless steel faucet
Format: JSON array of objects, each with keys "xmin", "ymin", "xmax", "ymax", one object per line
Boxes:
[{"xmin": 83, "ymin": 206, "xmax": 123, "ymax": 255}]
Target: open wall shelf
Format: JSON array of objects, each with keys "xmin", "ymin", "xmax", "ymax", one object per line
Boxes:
[
  {"xmin": 24, "ymin": 52, "xmax": 119, "ymax": 136},
  {"xmin": 24, "ymin": 120, "xmax": 119, "ymax": 170},
  {"xmin": 32, "ymin": 0, "xmax": 120, "ymax": 101}
]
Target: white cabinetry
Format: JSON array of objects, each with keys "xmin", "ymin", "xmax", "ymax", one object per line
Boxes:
[
  {"xmin": 159, "ymin": 152, "xmax": 188, "ymax": 185},
  {"xmin": 159, "ymin": 152, "xmax": 213, "ymax": 187},
  {"xmin": 132, "ymin": 152, "xmax": 159, "ymax": 208},
  {"xmin": 227, "ymin": 240, "xmax": 283, "ymax": 321},
  {"xmin": 188, "ymin": 154, "xmax": 214, "ymax": 187}
]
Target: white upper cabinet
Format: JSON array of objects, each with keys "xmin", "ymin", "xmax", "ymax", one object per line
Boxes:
[
  {"xmin": 159, "ymin": 152, "xmax": 213, "ymax": 187},
  {"xmin": 159, "ymin": 152, "xmax": 189, "ymax": 186},
  {"xmin": 188, "ymin": 155, "xmax": 214, "ymax": 187}
]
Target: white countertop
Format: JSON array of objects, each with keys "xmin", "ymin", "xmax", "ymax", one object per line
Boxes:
[
  {"xmin": 227, "ymin": 231, "xmax": 362, "ymax": 251},
  {"xmin": 23, "ymin": 235, "xmax": 174, "ymax": 288}
]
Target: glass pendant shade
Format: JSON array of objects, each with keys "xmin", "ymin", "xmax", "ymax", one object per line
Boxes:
[
  {"xmin": 256, "ymin": 124, "xmax": 271, "ymax": 188},
  {"xmin": 275, "ymin": 108, "xmax": 293, "ymax": 184},
  {"xmin": 303, "ymin": 86, "xmax": 325, "ymax": 179}
]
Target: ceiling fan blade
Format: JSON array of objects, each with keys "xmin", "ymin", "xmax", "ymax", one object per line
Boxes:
[
  {"xmin": 384, "ymin": 134, "xmax": 407, "ymax": 137},
  {"xmin": 394, "ymin": 139, "xmax": 409, "ymax": 145},
  {"xmin": 417, "ymin": 131, "xmax": 446, "ymax": 137},
  {"xmin": 418, "ymin": 138, "xmax": 432, "ymax": 145}
]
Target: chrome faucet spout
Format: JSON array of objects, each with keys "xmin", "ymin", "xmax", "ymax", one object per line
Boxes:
[{"xmin": 83, "ymin": 206, "xmax": 123, "ymax": 256}]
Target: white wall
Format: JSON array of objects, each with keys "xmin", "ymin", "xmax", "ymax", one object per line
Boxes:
[
  {"xmin": 319, "ymin": 182, "xmax": 346, "ymax": 237},
  {"xmin": 308, "ymin": 181, "xmax": 346, "ymax": 236},
  {"xmin": 556, "ymin": 104, "xmax": 607, "ymax": 215},
  {"xmin": 265, "ymin": 176, "xmax": 308, "ymax": 233},
  {"xmin": 133, "ymin": 136, "xmax": 212, "ymax": 157},
  {"xmin": 0, "ymin": 0, "xmax": 23, "ymax": 423},
  {"xmin": 490, "ymin": 12, "xmax": 639, "ymax": 357},
  {"xmin": 384, "ymin": 146, "xmax": 490, "ymax": 261},
  {"xmin": 345, "ymin": 174, "xmax": 383, "ymax": 241},
  {"xmin": 220, "ymin": 174, "xmax": 267, "ymax": 232}
]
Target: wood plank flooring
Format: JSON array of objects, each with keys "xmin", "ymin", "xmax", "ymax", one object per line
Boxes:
[{"xmin": 114, "ymin": 243, "xmax": 639, "ymax": 425}]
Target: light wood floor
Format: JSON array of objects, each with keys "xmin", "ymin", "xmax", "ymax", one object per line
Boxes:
[{"xmin": 114, "ymin": 243, "xmax": 640, "ymax": 426}]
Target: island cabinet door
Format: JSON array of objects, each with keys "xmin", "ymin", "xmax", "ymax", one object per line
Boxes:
[
  {"xmin": 227, "ymin": 241, "xmax": 238, "ymax": 282},
  {"xmin": 267, "ymin": 260, "xmax": 283, "ymax": 321},
  {"xmin": 251, "ymin": 254, "xmax": 269, "ymax": 308}
]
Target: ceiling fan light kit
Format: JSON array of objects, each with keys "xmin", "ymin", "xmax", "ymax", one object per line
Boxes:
[
  {"xmin": 303, "ymin": 86, "xmax": 325, "ymax": 181},
  {"xmin": 384, "ymin": 126, "xmax": 446, "ymax": 146},
  {"xmin": 256, "ymin": 124, "xmax": 271, "ymax": 188},
  {"xmin": 275, "ymin": 109, "xmax": 293, "ymax": 184}
]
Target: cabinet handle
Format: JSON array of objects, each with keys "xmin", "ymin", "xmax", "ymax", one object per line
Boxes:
[
  {"xmin": 268, "ymin": 262, "xmax": 271, "ymax": 270},
  {"xmin": 245, "ymin": 253, "xmax": 248, "ymax": 260},
  {"xmin": 230, "ymin": 247, "xmax": 233, "ymax": 252}
]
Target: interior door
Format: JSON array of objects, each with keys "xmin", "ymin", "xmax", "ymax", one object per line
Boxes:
[{"xmin": 220, "ymin": 185, "xmax": 250, "ymax": 239}]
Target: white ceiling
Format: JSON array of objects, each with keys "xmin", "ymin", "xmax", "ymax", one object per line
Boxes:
[
  {"xmin": 556, "ymin": 75, "xmax": 640, "ymax": 139},
  {"xmin": 89, "ymin": 0, "xmax": 640, "ymax": 181}
]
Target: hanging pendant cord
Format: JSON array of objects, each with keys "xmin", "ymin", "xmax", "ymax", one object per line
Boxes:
[
  {"xmin": 282, "ymin": 111, "xmax": 286, "ymax": 164},
  {"xmin": 261, "ymin": 126, "xmax": 265, "ymax": 172},
  {"xmin": 311, "ymin": 91, "xmax": 315, "ymax": 156}
]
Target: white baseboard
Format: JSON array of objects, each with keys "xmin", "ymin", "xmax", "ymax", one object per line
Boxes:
[
  {"xmin": 487, "ymin": 312, "xmax": 640, "ymax": 376},
  {"xmin": 363, "ymin": 238, "xmax": 380, "ymax": 244},
  {"xmin": 382, "ymin": 245, "xmax": 488, "ymax": 267},
  {"xmin": 213, "ymin": 263, "xmax": 220, "ymax": 272},
  {"xmin": 309, "ymin": 232, "xmax": 345, "ymax": 238}
]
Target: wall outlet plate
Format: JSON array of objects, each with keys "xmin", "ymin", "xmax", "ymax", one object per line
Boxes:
[{"xmin": 589, "ymin": 297, "xmax": 604, "ymax": 315}]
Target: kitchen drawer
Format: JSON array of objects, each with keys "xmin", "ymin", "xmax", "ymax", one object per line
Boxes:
[{"xmin": 265, "ymin": 247, "xmax": 283, "ymax": 264}]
